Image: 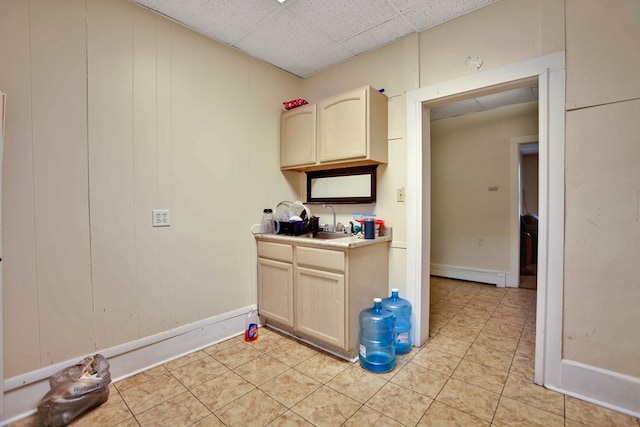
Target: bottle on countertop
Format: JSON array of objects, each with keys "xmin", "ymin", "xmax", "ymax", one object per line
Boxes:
[{"xmin": 261, "ymin": 208, "xmax": 279, "ymax": 234}]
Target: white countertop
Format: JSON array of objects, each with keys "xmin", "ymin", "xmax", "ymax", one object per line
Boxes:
[{"xmin": 254, "ymin": 228, "xmax": 392, "ymax": 249}]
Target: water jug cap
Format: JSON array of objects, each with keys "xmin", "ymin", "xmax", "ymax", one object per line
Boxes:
[
  {"xmin": 263, "ymin": 208, "xmax": 273, "ymax": 213},
  {"xmin": 392, "ymin": 288, "xmax": 398, "ymax": 292},
  {"xmin": 373, "ymin": 298, "xmax": 382, "ymax": 303}
]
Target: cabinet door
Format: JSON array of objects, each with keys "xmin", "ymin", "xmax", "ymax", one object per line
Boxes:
[
  {"xmin": 258, "ymin": 258, "xmax": 294, "ymax": 327},
  {"xmin": 318, "ymin": 87, "xmax": 367, "ymax": 162},
  {"xmin": 295, "ymin": 267, "xmax": 346, "ymax": 349},
  {"xmin": 281, "ymin": 104, "xmax": 316, "ymax": 168}
]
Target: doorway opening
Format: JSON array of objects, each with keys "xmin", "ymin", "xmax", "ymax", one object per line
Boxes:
[
  {"xmin": 429, "ymin": 86, "xmax": 539, "ymax": 289},
  {"xmin": 426, "ymin": 87, "xmax": 540, "ymax": 359},
  {"xmin": 517, "ymin": 141, "xmax": 539, "ymax": 290},
  {"xmin": 406, "ymin": 52, "xmax": 566, "ymax": 387}
]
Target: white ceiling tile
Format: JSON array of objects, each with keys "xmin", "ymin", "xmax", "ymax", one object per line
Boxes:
[
  {"xmin": 386, "ymin": 0, "xmax": 432, "ymax": 13},
  {"xmin": 234, "ymin": 10, "xmax": 335, "ymax": 72},
  {"xmin": 531, "ymin": 86, "xmax": 539, "ymax": 100},
  {"xmin": 286, "ymin": 0, "xmax": 399, "ymax": 42},
  {"xmin": 342, "ymin": 16, "xmax": 414, "ymax": 56},
  {"xmin": 430, "ymin": 98, "xmax": 482, "ymax": 120},
  {"xmin": 430, "ymin": 86, "xmax": 539, "ymax": 120},
  {"xmin": 403, "ymin": 0, "xmax": 495, "ymax": 31},
  {"xmin": 134, "ymin": 0, "xmax": 282, "ymax": 44},
  {"xmin": 475, "ymin": 87, "xmax": 536, "ymax": 110},
  {"xmin": 285, "ymin": 44, "xmax": 354, "ymax": 78},
  {"xmin": 133, "ymin": 0, "xmax": 497, "ymax": 77}
]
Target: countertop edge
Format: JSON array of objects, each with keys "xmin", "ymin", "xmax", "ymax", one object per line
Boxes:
[{"xmin": 254, "ymin": 228, "xmax": 393, "ymax": 248}]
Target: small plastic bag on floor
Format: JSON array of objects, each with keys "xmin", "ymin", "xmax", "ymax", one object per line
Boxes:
[{"xmin": 37, "ymin": 354, "xmax": 111, "ymax": 427}]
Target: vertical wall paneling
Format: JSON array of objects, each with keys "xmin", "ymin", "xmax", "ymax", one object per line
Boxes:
[
  {"xmin": 30, "ymin": 0, "xmax": 93, "ymax": 365},
  {"xmin": 170, "ymin": 25, "xmax": 203, "ymax": 325},
  {"xmin": 418, "ymin": 0, "xmax": 543, "ymax": 86},
  {"xmin": 566, "ymin": 0, "xmax": 640, "ymax": 109},
  {"xmin": 0, "ymin": 0, "xmax": 41, "ymax": 377},
  {"xmin": 564, "ymin": 99, "xmax": 640, "ymax": 377},
  {"xmin": 539, "ymin": 0, "xmax": 565, "ymax": 55},
  {"xmin": 194, "ymin": 36, "xmax": 232, "ymax": 318},
  {"xmin": 88, "ymin": 0, "xmax": 138, "ymax": 349},
  {"xmin": 0, "ymin": 89, "xmax": 4, "ymax": 412},
  {"xmin": 1, "ymin": 0, "xmax": 299, "ymax": 382},
  {"xmin": 133, "ymin": 7, "xmax": 162, "ymax": 337},
  {"xmin": 156, "ymin": 18, "xmax": 176, "ymax": 330}
]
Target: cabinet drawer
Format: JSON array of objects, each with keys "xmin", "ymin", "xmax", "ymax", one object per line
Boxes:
[
  {"xmin": 296, "ymin": 246, "xmax": 345, "ymax": 272},
  {"xmin": 257, "ymin": 241, "xmax": 293, "ymax": 263}
]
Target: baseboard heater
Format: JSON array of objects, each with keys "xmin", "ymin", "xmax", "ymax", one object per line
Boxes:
[{"xmin": 431, "ymin": 263, "xmax": 508, "ymax": 287}]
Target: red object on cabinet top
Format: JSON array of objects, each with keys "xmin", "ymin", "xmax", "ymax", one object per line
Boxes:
[{"xmin": 283, "ymin": 98, "xmax": 308, "ymax": 110}]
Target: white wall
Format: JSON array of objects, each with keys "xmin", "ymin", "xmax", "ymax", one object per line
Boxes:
[
  {"xmin": 0, "ymin": 0, "xmax": 301, "ymax": 378},
  {"xmin": 301, "ymin": 0, "xmax": 563, "ymax": 298},
  {"xmin": 304, "ymin": 0, "xmax": 640, "ymax": 412},
  {"xmin": 521, "ymin": 153, "xmax": 539, "ymax": 215},
  {"xmin": 563, "ymin": 0, "xmax": 640, "ymax": 379},
  {"xmin": 301, "ymin": 35, "xmax": 418, "ymax": 297},
  {"xmin": 3, "ymin": 0, "xmax": 639, "ymax": 416},
  {"xmin": 430, "ymin": 102, "xmax": 538, "ymax": 273}
]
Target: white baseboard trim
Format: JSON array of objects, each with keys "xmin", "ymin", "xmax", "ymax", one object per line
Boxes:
[
  {"xmin": 431, "ymin": 263, "xmax": 508, "ymax": 287},
  {"xmin": 1, "ymin": 305, "xmax": 255, "ymax": 426},
  {"xmin": 545, "ymin": 359, "xmax": 640, "ymax": 418}
]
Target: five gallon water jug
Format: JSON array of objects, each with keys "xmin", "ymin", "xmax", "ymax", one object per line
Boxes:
[
  {"xmin": 381, "ymin": 288, "xmax": 412, "ymax": 354},
  {"xmin": 359, "ymin": 298, "xmax": 396, "ymax": 373}
]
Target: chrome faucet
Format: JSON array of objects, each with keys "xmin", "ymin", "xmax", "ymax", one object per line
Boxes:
[{"xmin": 322, "ymin": 204, "xmax": 336, "ymax": 232}]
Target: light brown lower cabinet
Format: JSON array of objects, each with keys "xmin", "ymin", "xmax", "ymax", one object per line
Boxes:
[
  {"xmin": 256, "ymin": 238, "xmax": 389, "ymax": 360},
  {"xmin": 295, "ymin": 266, "xmax": 346, "ymax": 349},
  {"xmin": 257, "ymin": 257, "xmax": 294, "ymax": 328}
]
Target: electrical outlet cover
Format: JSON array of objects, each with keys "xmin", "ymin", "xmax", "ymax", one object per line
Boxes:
[{"xmin": 152, "ymin": 209, "xmax": 170, "ymax": 227}]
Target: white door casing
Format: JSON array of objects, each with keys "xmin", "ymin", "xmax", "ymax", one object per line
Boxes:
[
  {"xmin": 406, "ymin": 52, "xmax": 565, "ymax": 387},
  {"xmin": 1, "ymin": 90, "xmax": 6, "ymax": 415}
]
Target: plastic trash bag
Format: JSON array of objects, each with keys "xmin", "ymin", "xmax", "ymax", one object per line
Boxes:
[{"xmin": 38, "ymin": 354, "xmax": 111, "ymax": 426}]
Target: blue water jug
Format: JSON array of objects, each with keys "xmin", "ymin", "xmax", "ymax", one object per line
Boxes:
[
  {"xmin": 359, "ymin": 298, "xmax": 396, "ymax": 373},
  {"xmin": 381, "ymin": 288, "xmax": 412, "ymax": 354}
]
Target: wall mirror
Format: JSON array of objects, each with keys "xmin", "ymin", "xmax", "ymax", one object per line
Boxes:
[{"xmin": 306, "ymin": 165, "xmax": 377, "ymax": 204}]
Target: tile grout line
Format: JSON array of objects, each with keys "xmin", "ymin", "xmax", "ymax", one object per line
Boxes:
[
  {"xmin": 428, "ymin": 283, "xmax": 543, "ymax": 425},
  {"xmin": 424, "ymin": 284, "xmax": 502, "ymax": 424}
]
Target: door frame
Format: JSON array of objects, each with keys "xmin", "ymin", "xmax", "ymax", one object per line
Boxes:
[
  {"xmin": 0, "ymin": 90, "xmax": 5, "ymax": 415},
  {"xmin": 510, "ymin": 136, "xmax": 539, "ymax": 288},
  {"xmin": 406, "ymin": 52, "xmax": 565, "ymax": 387}
]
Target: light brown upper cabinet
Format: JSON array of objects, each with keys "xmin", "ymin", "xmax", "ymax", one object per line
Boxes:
[
  {"xmin": 280, "ymin": 103, "xmax": 317, "ymax": 169},
  {"xmin": 281, "ymin": 86, "xmax": 388, "ymax": 171}
]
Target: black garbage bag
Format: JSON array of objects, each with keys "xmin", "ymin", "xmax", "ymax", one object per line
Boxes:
[{"xmin": 37, "ymin": 354, "xmax": 111, "ymax": 427}]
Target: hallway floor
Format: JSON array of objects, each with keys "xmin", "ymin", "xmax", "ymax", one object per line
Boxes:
[{"xmin": 12, "ymin": 278, "xmax": 640, "ymax": 426}]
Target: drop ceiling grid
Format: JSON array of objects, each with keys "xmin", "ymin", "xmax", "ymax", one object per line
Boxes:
[
  {"xmin": 234, "ymin": 9, "xmax": 337, "ymax": 71},
  {"xmin": 284, "ymin": 0, "xmax": 401, "ymax": 43},
  {"xmin": 132, "ymin": 0, "xmax": 498, "ymax": 77}
]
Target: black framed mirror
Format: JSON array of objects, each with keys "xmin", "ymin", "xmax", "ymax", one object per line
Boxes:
[{"xmin": 306, "ymin": 165, "xmax": 377, "ymax": 204}]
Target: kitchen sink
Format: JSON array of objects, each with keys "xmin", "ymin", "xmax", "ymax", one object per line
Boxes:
[{"xmin": 307, "ymin": 231, "xmax": 350, "ymax": 240}]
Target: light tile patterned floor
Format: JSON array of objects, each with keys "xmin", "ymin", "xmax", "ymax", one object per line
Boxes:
[{"xmin": 11, "ymin": 277, "xmax": 640, "ymax": 426}]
